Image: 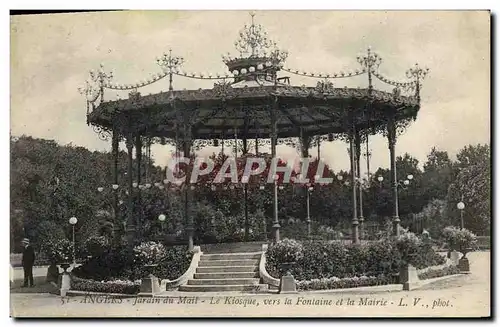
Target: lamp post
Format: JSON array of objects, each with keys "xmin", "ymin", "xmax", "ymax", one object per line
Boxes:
[
  {"xmin": 98, "ymin": 184, "xmax": 121, "ymax": 245},
  {"xmin": 306, "ymin": 183, "xmax": 313, "ymax": 239},
  {"xmin": 158, "ymin": 213, "xmax": 166, "ymax": 233},
  {"xmin": 376, "ymin": 174, "xmax": 414, "ymax": 233},
  {"xmin": 68, "ymin": 216, "xmax": 78, "ymax": 265},
  {"xmin": 457, "ymin": 199, "xmax": 465, "ymax": 230}
]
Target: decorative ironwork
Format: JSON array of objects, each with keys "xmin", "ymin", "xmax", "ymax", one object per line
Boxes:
[
  {"xmin": 157, "ymin": 49, "xmax": 185, "ymax": 73},
  {"xmin": 315, "ymin": 79, "xmax": 335, "ymax": 95},
  {"xmin": 192, "ymin": 139, "xmax": 216, "ymax": 150},
  {"xmin": 372, "ymin": 70, "xmax": 415, "ymax": 91},
  {"xmin": 282, "ymin": 67, "xmax": 366, "ymax": 79},
  {"xmin": 268, "ymin": 48, "xmax": 289, "ymax": 68},
  {"xmin": 233, "ymin": 12, "xmax": 275, "ymax": 57},
  {"xmin": 277, "ymin": 137, "xmax": 299, "ymax": 148},
  {"xmin": 92, "ymin": 125, "xmax": 112, "ymax": 141},
  {"xmin": 212, "ymin": 80, "xmax": 234, "ymax": 99},
  {"xmin": 406, "ymin": 63, "xmax": 430, "ymax": 87},
  {"xmin": 90, "ymin": 64, "xmax": 113, "ymax": 91},
  {"xmin": 356, "ymin": 47, "xmax": 382, "ymax": 72},
  {"xmin": 78, "ymin": 80, "xmax": 101, "ymax": 104}
]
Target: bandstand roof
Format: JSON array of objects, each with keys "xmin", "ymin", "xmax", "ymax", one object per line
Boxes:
[{"xmin": 84, "ymin": 14, "xmax": 426, "ymax": 142}]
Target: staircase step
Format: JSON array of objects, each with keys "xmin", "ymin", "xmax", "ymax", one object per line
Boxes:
[
  {"xmin": 178, "ymin": 284, "xmax": 262, "ymax": 292},
  {"xmin": 201, "ymin": 242, "xmax": 264, "ymax": 254},
  {"xmin": 200, "ymin": 253, "xmax": 261, "ymax": 261},
  {"xmin": 196, "ymin": 266, "xmax": 258, "ymax": 273},
  {"xmin": 198, "ymin": 259, "xmax": 259, "ymax": 267},
  {"xmin": 187, "ymin": 278, "xmax": 260, "ymax": 286},
  {"xmin": 194, "ymin": 272, "xmax": 259, "ymax": 279}
]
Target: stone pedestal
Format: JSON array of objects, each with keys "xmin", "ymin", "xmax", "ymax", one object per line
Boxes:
[
  {"xmin": 449, "ymin": 251, "xmax": 461, "ymax": 266},
  {"xmin": 458, "ymin": 257, "xmax": 471, "ymax": 274},
  {"xmin": 60, "ymin": 273, "xmax": 71, "ymax": 297},
  {"xmin": 400, "ymin": 264, "xmax": 419, "ymax": 291},
  {"xmin": 46, "ymin": 264, "xmax": 60, "ymax": 284},
  {"xmin": 139, "ymin": 276, "xmax": 162, "ymax": 296},
  {"xmin": 279, "ymin": 274, "xmax": 297, "ymax": 294}
]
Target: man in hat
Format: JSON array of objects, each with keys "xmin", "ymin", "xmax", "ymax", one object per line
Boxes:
[{"xmin": 21, "ymin": 238, "xmax": 35, "ymax": 287}]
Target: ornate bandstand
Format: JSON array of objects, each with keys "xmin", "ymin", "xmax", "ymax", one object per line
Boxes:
[{"xmin": 82, "ymin": 13, "xmax": 429, "ymax": 250}]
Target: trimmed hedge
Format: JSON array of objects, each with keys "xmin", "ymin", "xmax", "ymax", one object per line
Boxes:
[
  {"xmin": 72, "ymin": 244, "xmax": 192, "ymax": 282},
  {"xmin": 266, "ymin": 238, "xmax": 447, "ymax": 281},
  {"xmin": 296, "ymin": 275, "xmax": 396, "ymax": 291}
]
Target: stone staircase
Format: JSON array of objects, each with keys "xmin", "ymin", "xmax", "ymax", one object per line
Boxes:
[{"xmin": 179, "ymin": 252, "xmax": 266, "ymax": 292}]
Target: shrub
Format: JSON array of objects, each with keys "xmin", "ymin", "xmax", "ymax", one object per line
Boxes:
[
  {"xmin": 125, "ymin": 245, "xmax": 193, "ymax": 281},
  {"xmin": 72, "ymin": 244, "xmax": 192, "ymax": 284},
  {"xmin": 70, "ymin": 276, "xmax": 140, "ymax": 295},
  {"xmin": 33, "ymin": 220, "xmax": 66, "ymax": 253},
  {"xmin": 42, "ymin": 238, "xmax": 74, "ymax": 264},
  {"xmin": 418, "ymin": 265, "xmax": 461, "ymax": 280},
  {"xmin": 410, "ymin": 242, "xmax": 446, "ymax": 269},
  {"xmin": 442, "ymin": 226, "xmax": 478, "ymax": 251},
  {"xmin": 266, "ymin": 238, "xmax": 304, "ymax": 277},
  {"xmin": 72, "ymin": 246, "xmax": 135, "ymax": 281},
  {"xmin": 266, "ymin": 237, "xmax": 446, "ymax": 282},
  {"xmin": 395, "ymin": 232, "xmax": 422, "ymax": 265},
  {"xmin": 133, "ymin": 241, "xmax": 166, "ymax": 265},
  {"xmin": 81, "ymin": 236, "xmax": 109, "ymax": 258}
]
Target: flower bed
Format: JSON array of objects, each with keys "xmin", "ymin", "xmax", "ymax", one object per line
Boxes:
[
  {"xmin": 296, "ymin": 275, "xmax": 395, "ymax": 291},
  {"xmin": 70, "ymin": 276, "xmax": 140, "ymax": 295},
  {"xmin": 417, "ymin": 265, "xmax": 461, "ymax": 280}
]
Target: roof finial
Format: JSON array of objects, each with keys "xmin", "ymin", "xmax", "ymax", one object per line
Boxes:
[{"xmin": 250, "ymin": 11, "xmax": 256, "ymax": 26}]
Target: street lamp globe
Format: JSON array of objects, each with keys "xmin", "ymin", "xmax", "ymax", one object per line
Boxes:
[
  {"xmin": 377, "ymin": 176, "xmax": 384, "ymax": 182},
  {"xmin": 457, "ymin": 202, "xmax": 465, "ymax": 210},
  {"xmin": 112, "ymin": 184, "xmax": 119, "ymax": 190},
  {"xmin": 337, "ymin": 174, "xmax": 343, "ymax": 181},
  {"xmin": 97, "ymin": 187, "xmax": 104, "ymax": 192},
  {"xmin": 158, "ymin": 214, "xmax": 166, "ymax": 222},
  {"xmin": 69, "ymin": 217, "xmax": 78, "ymax": 225},
  {"xmin": 403, "ymin": 180, "xmax": 410, "ymax": 186},
  {"xmin": 407, "ymin": 174, "xmax": 414, "ymax": 180}
]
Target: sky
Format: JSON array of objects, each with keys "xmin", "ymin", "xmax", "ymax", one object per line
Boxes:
[{"xmin": 10, "ymin": 10, "xmax": 490, "ymax": 175}]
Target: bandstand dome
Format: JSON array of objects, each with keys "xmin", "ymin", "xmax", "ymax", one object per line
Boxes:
[{"xmin": 86, "ymin": 14, "xmax": 423, "ymax": 142}]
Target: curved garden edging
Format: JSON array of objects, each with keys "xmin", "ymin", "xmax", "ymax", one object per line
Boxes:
[
  {"xmin": 259, "ymin": 244, "xmax": 280, "ymax": 288},
  {"xmin": 162, "ymin": 246, "xmax": 202, "ymax": 291},
  {"xmin": 416, "ymin": 258, "xmax": 453, "ymax": 275}
]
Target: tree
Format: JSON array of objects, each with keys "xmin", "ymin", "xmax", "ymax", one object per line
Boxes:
[
  {"xmin": 365, "ymin": 153, "xmax": 423, "ymax": 226},
  {"xmin": 446, "ymin": 144, "xmax": 490, "ymax": 235},
  {"xmin": 421, "ymin": 147, "xmax": 453, "ymax": 203}
]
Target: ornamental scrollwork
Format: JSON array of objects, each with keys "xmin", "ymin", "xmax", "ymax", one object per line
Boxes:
[
  {"xmin": 129, "ymin": 89, "xmax": 141, "ymax": 103},
  {"xmin": 314, "ymin": 79, "xmax": 335, "ymax": 95},
  {"xmin": 277, "ymin": 137, "xmax": 299, "ymax": 148},
  {"xmin": 193, "ymin": 139, "xmax": 216, "ymax": 150},
  {"xmin": 212, "ymin": 80, "xmax": 234, "ymax": 99},
  {"xmin": 92, "ymin": 125, "xmax": 112, "ymax": 141}
]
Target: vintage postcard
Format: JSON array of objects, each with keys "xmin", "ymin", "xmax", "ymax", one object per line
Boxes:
[{"xmin": 9, "ymin": 10, "xmax": 491, "ymax": 318}]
